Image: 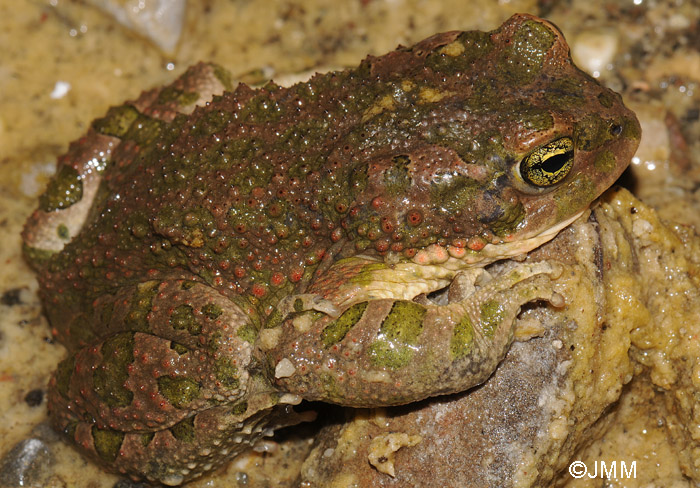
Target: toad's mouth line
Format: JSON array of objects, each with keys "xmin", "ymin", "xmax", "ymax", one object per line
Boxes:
[
  {"xmin": 462, "ymin": 208, "xmax": 587, "ymax": 266},
  {"xmin": 336, "ymin": 209, "xmax": 585, "ymax": 310},
  {"xmin": 405, "ymin": 209, "xmax": 588, "ymax": 272}
]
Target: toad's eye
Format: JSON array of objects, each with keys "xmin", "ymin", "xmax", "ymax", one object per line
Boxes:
[{"xmin": 520, "ymin": 137, "xmax": 574, "ymax": 187}]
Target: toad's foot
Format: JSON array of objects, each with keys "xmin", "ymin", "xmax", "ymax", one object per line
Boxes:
[
  {"xmin": 46, "ymin": 278, "xmax": 304, "ymax": 485},
  {"xmin": 264, "ymin": 259, "xmax": 564, "ymax": 407}
]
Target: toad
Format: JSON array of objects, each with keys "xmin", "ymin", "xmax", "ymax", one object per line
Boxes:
[{"xmin": 23, "ymin": 14, "xmax": 640, "ymax": 485}]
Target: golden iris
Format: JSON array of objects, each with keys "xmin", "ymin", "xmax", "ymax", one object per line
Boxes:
[{"xmin": 520, "ymin": 137, "xmax": 574, "ymax": 187}]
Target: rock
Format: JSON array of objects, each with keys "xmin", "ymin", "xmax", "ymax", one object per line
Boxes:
[
  {"xmin": 0, "ymin": 438, "xmax": 53, "ymax": 488},
  {"xmin": 86, "ymin": 0, "xmax": 186, "ymax": 53}
]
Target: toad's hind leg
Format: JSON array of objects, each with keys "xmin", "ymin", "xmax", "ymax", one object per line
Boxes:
[
  {"xmin": 266, "ymin": 260, "xmax": 564, "ymax": 407},
  {"xmin": 47, "ymin": 278, "xmax": 302, "ymax": 485}
]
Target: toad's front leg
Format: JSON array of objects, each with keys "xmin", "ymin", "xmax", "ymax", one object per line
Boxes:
[{"xmin": 264, "ymin": 258, "xmax": 564, "ymax": 407}]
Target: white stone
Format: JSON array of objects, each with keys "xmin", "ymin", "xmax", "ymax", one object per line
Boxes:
[{"xmin": 275, "ymin": 358, "xmax": 296, "ymax": 378}]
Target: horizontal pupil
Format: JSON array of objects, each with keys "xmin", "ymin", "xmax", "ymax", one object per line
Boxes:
[{"xmin": 536, "ymin": 151, "xmax": 573, "ymax": 174}]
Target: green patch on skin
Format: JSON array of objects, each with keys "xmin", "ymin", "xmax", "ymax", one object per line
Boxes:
[
  {"xmin": 65, "ymin": 421, "xmax": 78, "ymax": 439},
  {"xmin": 321, "ymin": 302, "xmax": 368, "ymax": 347},
  {"xmin": 194, "ymin": 108, "xmax": 234, "ymax": 138},
  {"xmin": 315, "ymin": 176, "xmax": 350, "ymax": 221},
  {"xmin": 354, "ymin": 239, "xmax": 370, "ymax": 252},
  {"xmin": 215, "ymin": 357, "xmax": 240, "ymax": 390},
  {"xmin": 368, "ymin": 340, "xmax": 413, "ymax": 369},
  {"xmin": 501, "ymin": 19, "xmax": 555, "ymax": 85},
  {"xmin": 369, "ymin": 301, "xmax": 426, "ymax": 369},
  {"xmin": 487, "ymin": 200, "xmax": 526, "ymax": 238},
  {"xmin": 39, "ymin": 165, "xmax": 83, "ymax": 212},
  {"xmin": 181, "ymin": 281, "xmax": 197, "ymax": 290},
  {"xmin": 92, "ymin": 427, "xmax": 125, "ymax": 463},
  {"xmin": 226, "ymin": 149, "xmax": 273, "ymax": 193},
  {"xmin": 208, "ymin": 329, "xmax": 222, "ymax": 351},
  {"xmin": 239, "ymin": 91, "xmax": 284, "ymax": 124},
  {"xmin": 575, "ymin": 114, "xmax": 612, "ymax": 151},
  {"xmin": 153, "ymin": 204, "xmax": 217, "ymax": 249},
  {"xmin": 57, "ymin": 224, "xmax": 70, "ymax": 240},
  {"xmin": 594, "ymin": 150, "xmax": 617, "ymax": 173},
  {"xmin": 157, "ymin": 376, "xmax": 201, "ymax": 409},
  {"xmin": 128, "ymin": 212, "xmax": 151, "ymax": 240},
  {"xmin": 380, "ymin": 301, "xmax": 426, "ymax": 341},
  {"xmin": 21, "ymin": 244, "xmax": 55, "ymax": 270},
  {"xmin": 347, "ymin": 262, "xmax": 389, "ymax": 286},
  {"xmin": 452, "ymin": 130, "xmax": 511, "ymax": 171},
  {"xmin": 464, "ymin": 78, "xmax": 499, "ymax": 113},
  {"xmin": 278, "ymin": 118, "xmax": 330, "ymax": 153},
  {"xmin": 546, "ymin": 78, "xmax": 586, "ymax": 108},
  {"xmin": 519, "ymin": 106, "xmax": 555, "ymax": 132},
  {"xmin": 212, "ymin": 64, "xmax": 234, "ymax": 91},
  {"xmin": 597, "ymin": 91, "xmax": 616, "ymax": 108},
  {"xmin": 264, "ymin": 308, "xmax": 284, "ymax": 329},
  {"xmin": 125, "ymin": 281, "xmax": 159, "ymax": 332},
  {"xmin": 430, "ymin": 174, "xmax": 482, "ymax": 214},
  {"xmin": 203, "ymin": 303, "xmax": 223, "ymax": 320},
  {"xmin": 426, "ymin": 30, "xmax": 493, "ymax": 74},
  {"xmin": 230, "ymin": 401, "xmax": 248, "ymax": 416},
  {"xmin": 180, "ymin": 208, "xmax": 214, "ymax": 248},
  {"xmin": 314, "ymin": 71, "xmax": 377, "ymax": 118},
  {"xmin": 556, "ymin": 173, "xmax": 598, "ymax": 220},
  {"xmin": 92, "ymin": 104, "xmax": 140, "ymax": 138},
  {"xmin": 293, "ymin": 298, "xmax": 304, "ymax": 312},
  {"xmin": 197, "ymin": 268, "xmax": 216, "ymax": 286},
  {"xmin": 55, "ymin": 356, "xmax": 75, "ymax": 398},
  {"xmin": 499, "ymin": 20, "xmax": 554, "ymax": 85},
  {"xmin": 320, "ymin": 372, "xmax": 343, "ymax": 400},
  {"xmin": 157, "ymin": 85, "xmax": 200, "ymax": 107},
  {"xmin": 308, "ymin": 310, "xmax": 326, "ymax": 323},
  {"xmin": 170, "ymin": 304, "xmax": 202, "ymax": 335},
  {"xmin": 140, "ymin": 432, "xmax": 155, "ymax": 447},
  {"xmin": 170, "ymin": 415, "xmax": 196, "ymax": 443},
  {"xmin": 170, "ymin": 342, "xmax": 189, "ymax": 355},
  {"xmin": 621, "ymin": 116, "xmax": 642, "ymax": 140},
  {"xmin": 231, "ymin": 296, "xmax": 262, "ymax": 330},
  {"xmin": 349, "ymin": 163, "xmax": 369, "ymax": 193},
  {"xmin": 122, "ymin": 113, "xmax": 163, "ymax": 147},
  {"xmin": 450, "ymin": 314, "xmax": 475, "ymax": 360},
  {"xmin": 480, "ymin": 300, "xmax": 506, "ymax": 337},
  {"xmin": 93, "ymin": 332, "xmax": 135, "ymax": 408},
  {"xmin": 384, "ymin": 155, "xmax": 412, "ymax": 197}
]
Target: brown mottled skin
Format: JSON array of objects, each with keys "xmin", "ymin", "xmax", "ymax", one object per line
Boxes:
[{"xmin": 22, "ymin": 14, "xmax": 639, "ymax": 485}]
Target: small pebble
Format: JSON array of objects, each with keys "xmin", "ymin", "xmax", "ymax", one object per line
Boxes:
[
  {"xmin": 572, "ymin": 28, "xmax": 619, "ymax": 77},
  {"xmin": 0, "ymin": 288, "xmax": 23, "ymax": 306},
  {"xmin": 24, "ymin": 389, "xmax": 44, "ymax": 407}
]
